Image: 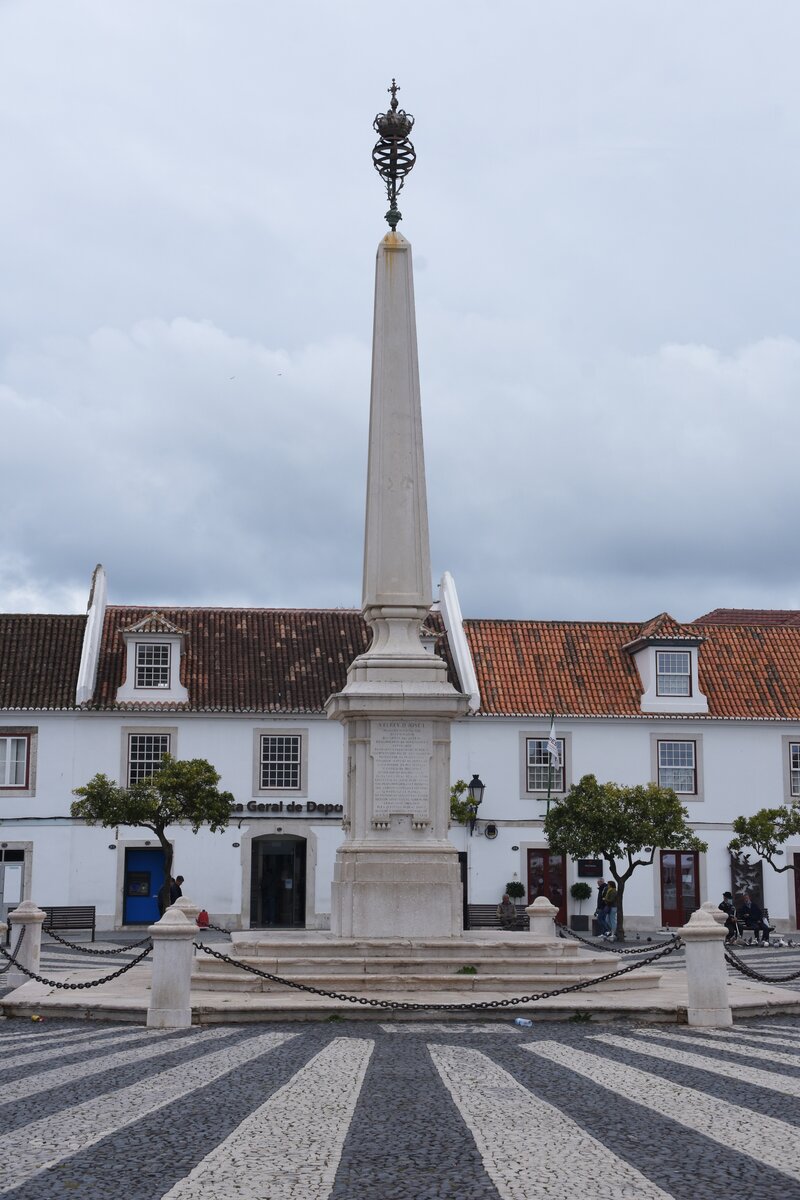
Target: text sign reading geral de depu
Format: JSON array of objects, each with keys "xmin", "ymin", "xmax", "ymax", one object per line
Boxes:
[{"xmin": 371, "ymin": 720, "xmax": 432, "ymax": 819}]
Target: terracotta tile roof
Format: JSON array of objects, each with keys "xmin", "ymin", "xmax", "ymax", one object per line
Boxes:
[
  {"xmin": 693, "ymin": 608, "xmax": 800, "ymax": 627},
  {"xmin": 90, "ymin": 606, "xmax": 459, "ymax": 712},
  {"xmin": 627, "ymin": 612, "xmax": 703, "ymax": 646},
  {"xmin": 464, "ymin": 617, "xmax": 800, "ymax": 720},
  {"xmin": 0, "ymin": 614, "xmax": 86, "ymax": 710},
  {"xmin": 465, "ymin": 619, "xmax": 643, "ymax": 717}
]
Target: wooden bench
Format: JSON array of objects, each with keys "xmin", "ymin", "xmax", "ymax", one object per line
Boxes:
[
  {"xmin": 467, "ymin": 904, "xmax": 529, "ymax": 931},
  {"xmin": 6, "ymin": 904, "xmax": 96, "ymax": 945}
]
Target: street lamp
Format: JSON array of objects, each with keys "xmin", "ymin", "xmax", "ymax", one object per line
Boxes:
[{"xmin": 467, "ymin": 773, "xmax": 485, "ymax": 835}]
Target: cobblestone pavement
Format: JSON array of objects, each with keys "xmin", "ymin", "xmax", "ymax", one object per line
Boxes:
[{"xmin": 2, "ymin": 1009, "xmax": 800, "ymax": 1199}]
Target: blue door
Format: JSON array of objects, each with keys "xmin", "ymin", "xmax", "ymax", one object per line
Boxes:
[{"xmin": 123, "ymin": 847, "xmax": 165, "ymax": 925}]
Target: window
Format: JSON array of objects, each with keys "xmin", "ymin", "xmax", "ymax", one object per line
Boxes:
[
  {"xmin": 657, "ymin": 740, "xmax": 696, "ymax": 794},
  {"xmin": 260, "ymin": 735, "xmax": 302, "ymax": 791},
  {"xmin": 656, "ymin": 651, "xmax": 691, "ymax": 697},
  {"xmin": 0, "ymin": 736, "xmax": 28, "ymax": 788},
  {"xmin": 525, "ymin": 738, "xmax": 565, "ymax": 793},
  {"xmin": 135, "ymin": 643, "xmax": 171, "ymax": 689},
  {"xmin": 790, "ymin": 743, "xmax": 800, "ymax": 797},
  {"xmin": 128, "ymin": 733, "xmax": 170, "ymax": 785}
]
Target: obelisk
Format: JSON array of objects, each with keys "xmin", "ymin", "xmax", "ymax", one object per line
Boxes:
[{"xmin": 326, "ymin": 83, "xmax": 469, "ymax": 938}]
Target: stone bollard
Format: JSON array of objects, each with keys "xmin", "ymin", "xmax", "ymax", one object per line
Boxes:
[
  {"xmin": 681, "ymin": 907, "xmax": 733, "ymax": 1028},
  {"xmin": 525, "ymin": 896, "xmax": 560, "ymax": 943},
  {"xmin": 3, "ymin": 900, "xmax": 46, "ymax": 991},
  {"xmin": 171, "ymin": 896, "xmax": 201, "ymax": 926},
  {"xmin": 147, "ymin": 906, "xmax": 196, "ymax": 1029},
  {"xmin": 700, "ymin": 900, "xmax": 726, "ymax": 924}
]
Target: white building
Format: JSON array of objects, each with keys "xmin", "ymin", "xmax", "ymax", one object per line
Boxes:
[{"xmin": 2, "ymin": 565, "xmax": 800, "ymax": 932}]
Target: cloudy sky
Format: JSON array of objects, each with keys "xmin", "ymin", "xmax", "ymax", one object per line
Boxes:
[{"xmin": 2, "ymin": 1, "xmax": 799, "ymax": 623}]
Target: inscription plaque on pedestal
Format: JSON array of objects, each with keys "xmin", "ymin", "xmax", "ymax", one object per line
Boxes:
[{"xmin": 371, "ymin": 720, "xmax": 432, "ymax": 820}]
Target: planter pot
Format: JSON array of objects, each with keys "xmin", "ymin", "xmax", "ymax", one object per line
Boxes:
[{"xmin": 570, "ymin": 915, "xmax": 590, "ymax": 932}]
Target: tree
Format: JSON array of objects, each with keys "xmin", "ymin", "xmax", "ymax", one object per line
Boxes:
[
  {"xmin": 449, "ymin": 779, "xmax": 481, "ymax": 831},
  {"xmin": 72, "ymin": 755, "xmax": 234, "ymax": 885},
  {"xmin": 729, "ymin": 805, "xmax": 800, "ymax": 875},
  {"xmin": 543, "ymin": 774, "xmax": 707, "ymax": 941}
]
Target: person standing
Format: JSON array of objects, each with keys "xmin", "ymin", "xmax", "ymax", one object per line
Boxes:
[
  {"xmin": 594, "ymin": 878, "xmax": 609, "ymax": 937},
  {"xmin": 603, "ymin": 880, "xmax": 618, "ymax": 939},
  {"xmin": 170, "ymin": 875, "xmax": 184, "ymax": 903}
]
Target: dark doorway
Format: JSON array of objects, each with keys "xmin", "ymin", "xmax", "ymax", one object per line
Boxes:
[
  {"xmin": 795, "ymin": 854, "xmax": 800, "ymax": 930},
  {"xmin": 250, "ymin": 836, "xmax": 306, "ymax": 928},
  {"xmin": 0, "ymin": 848, "xmax": 25, "ymax": 924},
  {"xmin": 527, "ymin": 849, "xmax": 567, "ymax": 925},
  {"xmin": 457, "ymin": 851, "xmax": 469, "ymax": 931},
  {"xmin": 123, "ymin": 847, "xmax": 165, "ymax": 925},
  {"xmin": 660, "ymin": 850, "xmax": 700, "ymax": 927}
]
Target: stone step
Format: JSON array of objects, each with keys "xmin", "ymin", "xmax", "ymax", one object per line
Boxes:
[
  {"xmin": 194, "ymin": 953, "xmax": 623, "ymax": 979},
  {"xmin": 190, "ymin": 967, "xmax": 662, "ymax": 994},
  {"xmin": 228, "ymin": 934, "xmax": 588, "ymax": 961}
]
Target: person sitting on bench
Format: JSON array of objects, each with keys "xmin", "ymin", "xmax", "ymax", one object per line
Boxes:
[
  {"xmin": 496, "ymin": 893, "xmax": 518, "ymax": 930},
  {"xmin": 738, "ymin": 892, "xmax": 771, "ymax": 945},
  {"xmin": 719, "ymin": 891, "xmax": 738, "ymax": 943}
]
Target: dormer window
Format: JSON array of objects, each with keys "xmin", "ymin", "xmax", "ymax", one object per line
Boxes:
[
  {"xmin": 116, "ymin": 612, "xmax": 189, "ymax": 705},
  {"xmin": 135, "ymin": 643, "xmax": 171, "ymax": 689},
  {"xmin": 623, "ymin": 613, "xmax": 709, "ymax": 715},
  {"xmin": 656, "ymin": 651, "xmax": 691, "ymax": 697}
]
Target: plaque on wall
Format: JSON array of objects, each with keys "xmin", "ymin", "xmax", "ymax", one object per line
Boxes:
[
  {"xmin": 577, "ymin": 859, "xmax": 604, "ymax": 878},
  {"xmin": 371, "ymin": 720, "xmax": 432, "ymax": 821}
]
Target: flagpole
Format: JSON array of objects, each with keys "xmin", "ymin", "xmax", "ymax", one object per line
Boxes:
[{"xmin": 545, "ymin": 711, "xmax": 554, "ymax": 817}]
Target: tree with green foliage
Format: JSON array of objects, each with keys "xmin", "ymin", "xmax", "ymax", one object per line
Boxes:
[
  {"xmin": 449, "ymin": 779, "xmax": 481, "ymax": 831},
  {"xmin": 729, "ymin": 805, "xmax": 800, "ymax": 875},
  {"xmin": 543, "ymin": 774, "xmax": 707, "ymax": 941},
  {"xmin": 72, "ymin": 754, "xmax": 234, "ymax": 884}
]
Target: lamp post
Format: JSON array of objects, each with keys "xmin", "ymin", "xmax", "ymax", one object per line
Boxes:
[{"xmin": 467, "ymin": 773, "xmax": 485, "ymax": 835}]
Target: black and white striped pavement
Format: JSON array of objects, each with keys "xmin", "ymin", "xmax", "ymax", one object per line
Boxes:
[{"xmin": 1, "ymin": 1012, "xmax": 800, "ymax": 1198}]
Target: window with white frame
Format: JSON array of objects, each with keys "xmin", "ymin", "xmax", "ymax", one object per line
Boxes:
[
  {"xmin": 790, "ymin": 743, "xmax": 800, "ymax": 797},
  {"xmin": 135, "ymin": 643, "xmax": 171, "ymax": 689},
  {"xmin": 128, "ymin": 733, "xmax": 171, "ymax": 786},
  {"xmin": 656, "ymin": 651, "xmax": 691, "ymax": 697},
  {"xmin": 260, "ymin": 734, "xmax": 302, "ymax": 791},
  {"xmin": 657, "ymin": 740, "xmax": 696, "ymax": 794},
  {"xmin": 0, "ymin": 736, "xmax": 28, "ymax": 788},
  {"xmin": 525, "ymin": 737, "xmax": 565, "ymax": 793}
]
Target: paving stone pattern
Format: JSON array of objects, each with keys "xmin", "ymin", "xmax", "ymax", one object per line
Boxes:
[{"xmin": 1, "ymin": 1013, "xmax": 800, "ymax": 1199}]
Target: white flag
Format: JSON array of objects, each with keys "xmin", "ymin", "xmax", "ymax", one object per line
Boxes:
[{"xmin": 547, "ymin": 718, "xmax": 561, "ymax": 768}]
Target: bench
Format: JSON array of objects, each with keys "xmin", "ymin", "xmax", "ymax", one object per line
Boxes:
[
  {"xmin": 6, "ymin": 904, "xmax": 96, "ymax": 945},
  {"xmin": 467, "ymin": 904, "xmax": 529, "ymax": 931}
]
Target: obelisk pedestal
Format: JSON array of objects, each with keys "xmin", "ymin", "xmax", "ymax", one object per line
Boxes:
[{"xmin": 326, "ymin": 230, "xmax": 468, "ymax": 938}]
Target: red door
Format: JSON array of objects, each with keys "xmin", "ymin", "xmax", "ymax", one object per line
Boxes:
[
  {"xmin": 527, "ymin": 849, "xmax": 567, "ymax": 925},
  {"xmin": 660, "ymin": 850, "xmax": 700, "ymax": 927}
]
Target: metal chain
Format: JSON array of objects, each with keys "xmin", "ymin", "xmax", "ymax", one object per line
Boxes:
[
  {"xmin": 201, "ymin": 922, "xmax": 232, "ymax": 937},
  {"xmin": 724, "ymin": 945, "xmax": 800, "ymax": 984},
  {"xmin": 556, "ymin": 923, "xmax": 682, "ymax": 956},
  {"xmin": 43, "ymin": 929, "xmax": 153, "ymax": 955},
  {"xmin": 193, "ymin": 937, "xmax": 682, "ymax": 1012},
  {"xmin": 0, "ymin": 941, "xmax": 152, "ymax": 989},
  {"xmin": 0, "ymin": 926, "xmax": 26, "ymax": 975}
]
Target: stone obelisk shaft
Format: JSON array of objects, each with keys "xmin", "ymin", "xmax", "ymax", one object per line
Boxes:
[
  {"xmin": 326, "ymin": 231, "xmax": 468, "ymax": 939},
  {"xmin": 363, "ymin": 232, "xmax": 431, "ymax": 615}
]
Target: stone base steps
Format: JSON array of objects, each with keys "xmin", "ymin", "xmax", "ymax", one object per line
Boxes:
[
  {"xmin": 196, "ymin": 952, "xmax": 614, "ymax": 979},
  {"xmin": 191, "ymin": 965, "xmax": 663, "ymax": 994},
  {"xmin": 228, "ymin": 932, "xmax": 587, "ymax": 962}
]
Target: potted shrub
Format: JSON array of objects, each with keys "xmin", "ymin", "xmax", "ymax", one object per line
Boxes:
[
  {"xmin": 570, "ymin": 881, "xmax": 593, "ymax": 931},
  {"xmin": 505, "ymin": 880, "xmax": 526, "ymax": 915}
]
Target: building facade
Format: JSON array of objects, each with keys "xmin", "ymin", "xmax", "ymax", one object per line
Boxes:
[{"xmin": 3, "ymin": 567, "xmax": 800, "ymax": 932}]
